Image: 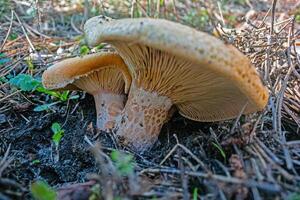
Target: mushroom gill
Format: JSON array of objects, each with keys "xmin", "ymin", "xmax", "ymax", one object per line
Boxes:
[{"xmin": 112, "ymin": 42, "xmax": 259, "ymax": 151}]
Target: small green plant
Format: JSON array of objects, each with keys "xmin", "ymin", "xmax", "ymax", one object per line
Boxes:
[
  {"xmin": 110, "ymin": 150, "xmax": 134, "ymax": 176},
  {"xmin": 225, "ymin": 14, "xmax": 238, "ymax": 27},
  {"xmin": 90, "ymin": 5, "xmax": 100, "ymax": 15},
  {"xmin": 0, "ymin": 76, "xmax": 8, "ymax": 84},
  {"xmin": 287, "ymin": 192, "xmax": 300, "ymax": 200},
  {"xmin": 51, "ymin": 122, "xmax": 64, "ymax": 148},
  {"xmin": 8, "ymin": 32, "xmax": 18, "ymax": 40},
  {"xmin": 80, "ymin": 45, "xmax": 90, "ymax": 56},
  {"xmin": 296, "ymin": 14, "xmax": 300, "ymax": 23},
  {"xmin": 95, "ymin": 44, "xmax": 105, "ymax": 50},
  {"xmin": 193, "ymin": 188, "xmax": 198, "ymax": 200},
  {"xmin": 33, "ymin": 102, "xmax": 60, "ymax": 112},
  {"xmin": 151, "ymin": 196, "xmax": 158, "ymax": 200},
  {"xmin": 31, "ymin": 180, "xmax": 57, "ymax": 200},
  {"xmin": 0, "ymin": 53, "xmax": 11, "ymax": 65},
  {"xmin": 31, "ymin": 159, "xmax": 41, "ymax": 165},
  {"xmin": 131, "ymin": 2, "xmax": 142, "ymax": 18},
  {"xmin": 0, "ymin": 0, "xmax": 11, "ymax": 17},
  {"xmin": 89, "ymin": 184, "xmax": 101, "ymax": 200},
  {"xmin": 51, "ymin": 122, "xmax": 64, "ymax": 163},
  {"xmin": 183, "ymin": 9, "xmax": 209, "ymax": 29},
  {"xmin": 26, "ymin": 58, "xmax": 35, "ymax": 72},
  {"xmin": 9, "ymin": 74, "xmax": 79, "ymax": 111},
  {"xmin": 212, "ymin": 142, "xmax": 226, "ymax": 161}
]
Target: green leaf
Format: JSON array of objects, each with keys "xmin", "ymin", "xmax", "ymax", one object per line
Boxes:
[
  {"xmin": 8, "ymin": 33, "xmax": 18, "ymax": 40},
  {"xmin": 52, "ymin": 131, "xmax": 63, "ymax": 147},
  {"xmin": 51, "ymin": 122, "xmax": 64, "ymax": 147},
  {"xmin": 89, "ymin": 184, "xmax": 101, "ymax": 200},
  {"xmin": 51, "ymin": 122, "xmax": 61, "ymax": 133},
  {"xmin": 111, "ymin": 150, "xmax": 134, "ymax": 176},
  {"xmin": 35, "ymin": 87, "xmax": 61, "ymax": 99},
  {"xmin": 69, "ymin": 95, "xmax": 80, "ymax": 100},
  {"xmin": 0, "ymin": 53, "xmax": 11, "ymax": 65},
  {"xmin": 80, "ymin": 45, "xmax": 90, "ymax": 56},
  {"xmin": 9, "ymin": 74, "xmax": 41, "ymax": 91},
  {"xmin": 31, "ymin": 180, "xmax": 57, "ymax": 200},
  {"xmin": 59, "ymin": 91, "xmax": 69, "ymax": 101},
  {"xmin": 0, "ymin": 76, "xmax": 8, "ymax": 83},
  {"xmin": 212, "ymin": 142, "xmax": 226, "ymax": 160},
  {"xmin": 160, "ymin": 0, "xmax": 164, "ymax": 6},
  {"xmin": 193, "ymin": 188, "xmax": 198, "ymax": 200},
  {"xmin": 287, "ymin": 193, "xmax": 300, "ymax": 200},
  {"xmin": 296, "ymin": 15, "xmax": 300, "ymax": 23},
  {"xmin": 31, "ymin": 159, "xmax": 40, "ymax": 165},
  {"xmin": 95, "ymin": 44, "xmax": 105, "ymax": 50},
  {"xmin": 90, "ymin": 6, "xmax": 99, "ymax": 15},
  {"xmin": 33, "ymin": 102, "xmax": 58, "ymax": 112}
]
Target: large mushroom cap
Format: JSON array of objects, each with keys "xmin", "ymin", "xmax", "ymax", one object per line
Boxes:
[
  {"xmin": 42, "ymin": 52, "xmax": 131, "ymax": 94},
  {"xmin": 84, "ymin": 17, "xmax": 269, "ymax": 122}
]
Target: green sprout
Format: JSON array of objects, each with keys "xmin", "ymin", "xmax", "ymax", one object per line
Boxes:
[
  {"xmin": 296, "ymin": 14, "xmax": 300, "ymax": 23},
  {"xmin": 51, "ymin": 122, "xmax": 64, "ymax": 163},
  {"xmin": 31, "ymin": 159, "xmax": 41, "ymax": 165},
  {"xmin": 8, "ymin": 32, "xmax": 18, "ymax": 40},
  {"xmin": 212, "ymin": 142, "xmax": 226, "ymax": 161},
  {"xmin": 26, "ymin": 58, "xmax": 35, "ymax": 71},
  {"xmin": 51, "ymin": 122, "xmax": 64, "ymax": 148},
  {"xmin": 193, "ymin": 188, "xmax": 198, "ymax": 200},
  {"xmin": 89, "ymin": 184, "xmax": 101, "ymax": 200},
  {"xmin": 110, "ymin": 150, "xmax": 134, "ymax": 176},
  {"xmin": 95, "ymin": 44, "xmax": 105, "ymax": 50},
  {"xmin": 183, "ymin": 9, "xmax": 209, "ymax": 29},
  {"xmin": 80, "ymin": 45, "xmax": 90, "ymax": 56},
  {"xmin": 0, "ymin": 53, "xmax": 11, "ymax": 65},
  {"xmin": 287, "ymin": 192, "xmax": 300, "ymax": 200},
  {"xmin": 0, "ymin": 76, "xmax": 8, "ymax": 84},
  {"xmin": 31, "ymin": 180, "xmax": 57, "ymax": 200}
]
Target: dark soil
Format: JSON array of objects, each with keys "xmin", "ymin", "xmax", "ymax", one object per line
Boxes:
[{"xmin": 1, "ymin": 89, "xmax": 235, "ymax": 199}]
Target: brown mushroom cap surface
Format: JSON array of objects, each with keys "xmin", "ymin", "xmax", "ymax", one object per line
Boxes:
[{"xmin": 84, "ymin": 17, "xmax": 269, "ymax": 122}]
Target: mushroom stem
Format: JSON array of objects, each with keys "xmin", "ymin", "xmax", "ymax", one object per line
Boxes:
[
  {"xmin": 116, "ymin": 83, "xmax": 172, "ymax": 151},
  {"xmin": 93, "ymin": 92, "xmax": 125, "ymax": 131}
]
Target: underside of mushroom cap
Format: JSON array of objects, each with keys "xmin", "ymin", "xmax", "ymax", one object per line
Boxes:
[
  {"xmin": 84, "ymin": 17, "xmax": 269, "ymax": 122},
  {"xmin": 42, "ymin": 52, "xmax": 131, "ymax": 94}
]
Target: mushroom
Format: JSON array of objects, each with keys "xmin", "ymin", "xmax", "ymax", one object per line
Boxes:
[
  {"xmin": 84, "ymin": 17, "xmax": 269, "ymax": 151},
  {"xmin": 42, "ymin": 52, "xmax": 131, "ymax": 131}
]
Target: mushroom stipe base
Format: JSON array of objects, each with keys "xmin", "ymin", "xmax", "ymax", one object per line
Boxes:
[
  {"xmin": 93, "ymin": 92, "xmax": 125, "ymax": 131},
  {"xmin": 115, "ymin": 83, "xmax": 172, "ymax": 152}
]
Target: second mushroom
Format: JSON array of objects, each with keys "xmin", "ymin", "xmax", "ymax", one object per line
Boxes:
[{"xmin": 42, "ymin": 52, "xmax": 131, "ymax": 131}]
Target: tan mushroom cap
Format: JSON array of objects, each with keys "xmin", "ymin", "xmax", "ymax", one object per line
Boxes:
[
  {"xmin": 42, "ymin": 52, "xmax": 131, "ymax": 94},
  {"xmin": 42, "ymin": 52, "xmax": 132, "ymax": 131},
  {"xmin": 84, "ymin": 17, "xmax": 269, "ymax": 121}
]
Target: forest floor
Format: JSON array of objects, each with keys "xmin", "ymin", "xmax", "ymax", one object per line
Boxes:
[{"xmin": 0, "ymin": 0, "xmax": 300, "ymax": 200}]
